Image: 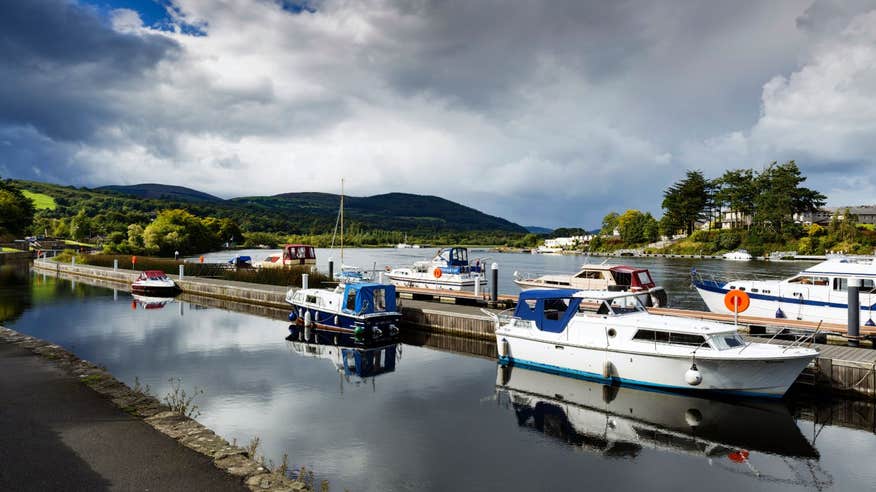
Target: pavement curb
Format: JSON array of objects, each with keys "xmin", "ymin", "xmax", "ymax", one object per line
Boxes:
[{"xmin": 0, "ymin": 325, "xmax": 309, "ymax": 492}]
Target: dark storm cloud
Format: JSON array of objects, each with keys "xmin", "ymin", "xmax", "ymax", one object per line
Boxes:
[{"xmin": 0, "ymin": 0, "xmax": 179, "ymax": 141}]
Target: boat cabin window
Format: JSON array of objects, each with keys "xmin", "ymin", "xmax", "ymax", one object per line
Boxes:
[
  {"xmin": 346, "ymin": 291, "xmax": 357, "ymax": 311},
  {"xmin": 632, "ymin": 330, "xmax": 708, "ymax": 348},
  {"xmin": 636, "ymin": 271, "xmax": 653, "ymax": 286},
  {"xmin": 305, "ymin": 295, "xmax": 318, "ymax": 304},
  {"xmin": 833, "ymin": 278, "xmax": 876, "ymax": 292},
  {"xmin": 612, "ymin": 272, "xmax": 632, "ymax": 287},
  {"xmin": 373, "ymin": 289, "xmax": 387, "ymax": 311},
  {"xmin": 789, "ymin": 276, "xmax": 828, "ymax": 286},
  {"xmin": 710, "ymin": 334, "xmax": 745, "ymax": 350},
  {"xmin": 543, "ymin": 298, "xmax": 570, "ymax": 321},
  {"xmin": 575, "ymin": 270, "xmax": 603, "ymax": 279}
]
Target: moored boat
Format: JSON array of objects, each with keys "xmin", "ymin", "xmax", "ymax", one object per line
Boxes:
[
  {"xmin": 385, "ymin": 246, "xmax": 486, "ymax": 291},
  {"xmin": 723, "ymin": 249, "xmax": 753, "ymax": 261},
  {"xmin": 513, "ymin": 263, "xmax": 668, "ymax": 307},
  {"xmin": 285, "ymin": 282, "xmax": 401, "ymax": 344},
  {"xmin": 493, "ymin": 290, "xmax": 817, "ymax": 398},
  {"xmin": 692, "ymin": 256, "xmax": 876, "ymax": 324},
  {"xmin": 259, "ymin": 244, "xmax": 316, "ymax": 268},
  {"xmin": 131, "ymin": 270, "xmax": 179, "ymax": 296}
]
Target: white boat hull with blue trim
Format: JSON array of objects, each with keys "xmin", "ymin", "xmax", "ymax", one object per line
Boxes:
[
  {"xmin": 693, "ymin": 257, "xmax": 876, "ymax": 325},
  {"xmin": 494, "ymin": 290, "xmax": 817, "ymax": 398},
  {"xmin": 386, "ymin": 246, "xmax": 486, "ymax": 292}
]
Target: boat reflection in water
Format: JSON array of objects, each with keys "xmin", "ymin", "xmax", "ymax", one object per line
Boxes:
[
  {"xmin": 285, "ymin": 325, "xmax": 400, "ymax": 388},
  {"xmin": 130, "ymin": 294, "xmax": 177, "ymax": 310},
  {"xmin": 496, "ymin": 365, "xmax": 832, "ymax": 487}
]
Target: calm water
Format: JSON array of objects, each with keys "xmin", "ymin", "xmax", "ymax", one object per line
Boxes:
[{"xmin": 2, "ymin": 261, "xmax": 875, "ymax": 491}]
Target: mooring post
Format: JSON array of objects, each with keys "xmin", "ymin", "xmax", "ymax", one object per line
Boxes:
[
  {"xmin": 491, "ymin": 262, "xmax": 499, "ymax": 302},
  {"xmin": 328, "ymin": 258, "xmax": 334, "ymax": 280},
  {"xmin": 848, "ymin": 278, "xmax": 861, "ymax": 347},
  {"xmin": 113, "ymin": 259, "xmax": 118, "ymax": 271},
  {"xmin": 179, "ymin": 264, "xmax": 184, "ymax": 280},
  {"xmin": 71, "ymin": 256, "xmax": 75, "ymax": 265},
  {"xmin": 474, "ymin": 275, "xmax": 481, "ymax": 297},
  {"xmin": 302, "ymin": 273, "xmax": 309, "ymax": 290},
  {"xmin": 378, "ymin": 272, "xmax": 384, "ymax": 284}
]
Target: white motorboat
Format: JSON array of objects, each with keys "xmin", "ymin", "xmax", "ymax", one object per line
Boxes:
[
  {"xmin": 496, "ymin": 365, "xmax": 819, "ymax": 460},
  {"xmin": 693, "ymin": 256, "xmax": 876, "ymax": 324},
  {"xmin": 131, "ymin": 270, "xmax": 179, "ymax": 296},
  {"xmin": 385, "ymin": 247, "xmax": 486, "ymax": 291},
  {"xmin": 513, "ymin": 263, "xmax": 668, "ymax": 307},
  {"xmin": 723, "ymin": 249, "xmax": 753, "ymax": 261},
  {"xmin": 285, "ymin": 282, "xmax": 401, "ymax": 345},
  {"xmin": 493, "ymin": 290, "xmax": 817, "ymax": 398}
]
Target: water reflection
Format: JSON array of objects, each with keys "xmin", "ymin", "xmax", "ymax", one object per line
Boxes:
[
  {"xmin": 496, "ymin": 365, "xmax": 832, "ymax": 487},
  {"xmin": 285, "ymin": 325, "xmax": 400, "ymax": 389},
  {"xmin": 131, "ymin": 294, "xmax": 178, "ymax": 311}
]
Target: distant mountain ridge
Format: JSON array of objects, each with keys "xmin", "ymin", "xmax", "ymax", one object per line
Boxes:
[
  {"xmin": 18, "ymin": 180, "xmax": 527, "ymax": 235},
  {"xmin": 97, "ymin": 184, "xmax": 222, "ymax": 202},
  {"xmin": 525, "ymin": 226, "xmax": 553, "ymax": 234}
]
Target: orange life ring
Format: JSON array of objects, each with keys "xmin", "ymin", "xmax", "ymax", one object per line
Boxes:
[
  {"xmin": 433, "ymin": 268, "xmax": 443, "ymax": 278},
  {"xmin": 724, "ymin": 290, "xmax": 750, "ymax": 313}
]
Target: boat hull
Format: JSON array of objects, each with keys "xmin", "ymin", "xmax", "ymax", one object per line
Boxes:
[
  {"xmin": 385, "ymin": 273, "xmax": 480, "ymax": 291},
  {"xmin": 694, "ymin": 279, "xmax": 873, "ymax": 324},
  {"xmin": 497, "ymin": 334, "xmax": 813, "ymax": 398},
  {"xmin": 131, "ymin": 284, "xmax": 179, "ymax": 296},
  {"xmin": 288, "ymin": 306, "xmax": 400, "ymax": 345}
]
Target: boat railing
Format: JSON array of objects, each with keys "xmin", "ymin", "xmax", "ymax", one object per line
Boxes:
[
  {"xmin": 689, "ymin": 269, "xmax": 787, "ymax": 287},
  {"xmin": 740, "ymin": 321, "xmax": 823, "ymax": 352}
]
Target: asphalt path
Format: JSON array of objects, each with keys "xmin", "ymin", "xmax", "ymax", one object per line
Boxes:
[{"xmin": 0, "ymin": 343, "xmax": 247, "ymax": 492}]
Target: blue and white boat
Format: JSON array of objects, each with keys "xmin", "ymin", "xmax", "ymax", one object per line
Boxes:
[
  {"xmin": 285, "ymin": 282, "xmax": 401, "ymax": 344},
  {"xmin": 693, "ymin": 256, "xmax": 876, "ymax": 325},
  {"xmin": 386, "ymin": 246, "xmax": 487, "ymax": 291},
  {"xmin": 493, "ymin": 290, "xmax": 817, "ymax": 398}
]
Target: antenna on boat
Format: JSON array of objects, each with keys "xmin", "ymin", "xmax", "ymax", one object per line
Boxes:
[{"xmin": 340, "ymin": 178, "xmax": 344, "ymax": 266}]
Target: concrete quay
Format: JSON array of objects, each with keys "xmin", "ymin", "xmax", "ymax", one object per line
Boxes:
[
  {"xmin": 31, "ymin": 260, "xmax": 876, "ymax": 399},
  {"xmin": 0, "ymin": 326, "xmax": 307, "ymax": 492}
]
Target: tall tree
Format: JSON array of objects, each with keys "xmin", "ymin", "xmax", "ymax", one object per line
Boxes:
[
  {"xmin": 714, "ymin": 169, "xmax": 757, "ymax": 229},
  {"xmin": 753, "ymin": 161, "xmax": 826, "ymax": 236},
  {"xmin": 0, "ymin": 179, "xmax": 36, "ymax": 238},
  {"xmin": 661, "ymin": 170, "xmax": 710, "ymax": 235}
]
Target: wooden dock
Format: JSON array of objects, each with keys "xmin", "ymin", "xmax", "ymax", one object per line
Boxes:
[
  {"xmin": 395, "ymin": 285, "xmax": 516, "ymax": 308},
  {"xmin": 31, "ymin": 259, "xmax": 876, "ymax": 399}
]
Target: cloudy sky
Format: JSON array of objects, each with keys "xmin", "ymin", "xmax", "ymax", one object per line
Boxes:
[{"xmin": 1, "ymin": 0, "xmax": 875, "ymax": 228}]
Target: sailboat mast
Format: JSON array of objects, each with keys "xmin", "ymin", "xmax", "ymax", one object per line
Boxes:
[{"xmin": 340, "ymin": 178, "xmax": 344, "ymax": 265}]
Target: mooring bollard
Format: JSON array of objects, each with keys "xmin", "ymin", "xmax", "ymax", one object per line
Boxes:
[
  {"xmin": 113, "ymin": 259, "xmax": 118, "ymax": 271},
  {"xmin": 474, "ymin": 276, "xmax": 481, "ymax": 297},
  {"xmin": 848, "ymin": 278, "xmax": 861, "ymax": 347},
  {"xmin": 491, "ymin": 262, "xmax": 499, "ymax": 302},
  {"xmin": 179, "ymin": 264, "xmax": 184, "ymax": 280},
  {"xmin": 378, "ymin": 272, "xmax": 385, "ymax": 284},
  {"xmin": 328, "ymin": 258, "xmax": 334, "ymax": 280},
  {"xmin": 302, "ymin": 273, "xmax": 309, "ymax": 290},
  {"xmin": 71, "ymin": 256, "xmax": 76, "ymax": 265}
]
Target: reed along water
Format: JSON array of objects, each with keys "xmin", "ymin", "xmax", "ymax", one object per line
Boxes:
[{"xmin": 3, "ymin": 259, "xmax": 875, "ymax": 491}]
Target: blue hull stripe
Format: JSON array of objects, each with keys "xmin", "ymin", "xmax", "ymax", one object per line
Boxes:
[
  {"xmin": 694, "ymin": 279, "xmax": 876, "ymax": 310},
  {"xmin": 498, "ymin": 356, "xmax": 783, "ymax": 399}
]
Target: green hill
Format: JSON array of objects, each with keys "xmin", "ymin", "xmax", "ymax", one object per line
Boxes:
[
  {"xmin": 12, "ymin": 179, "xmax": 527, "ymax": 238},
  {"xmin": 97, "ymin": 184, "xmax": 222, "ymax": 202}
]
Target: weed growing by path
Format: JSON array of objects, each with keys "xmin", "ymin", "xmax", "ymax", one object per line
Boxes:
[{"xmin": 163, "ymin": 377, "xmax": 205, "ymax": 419}]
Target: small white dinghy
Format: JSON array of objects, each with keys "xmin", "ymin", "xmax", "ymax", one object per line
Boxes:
[
  {"xmin": 131, "ymin": 270, "xmax": 179, "ymax": 296},
  {"xmin": 492, "ymin": 290, "xmax": 817, "ymax": 398}
]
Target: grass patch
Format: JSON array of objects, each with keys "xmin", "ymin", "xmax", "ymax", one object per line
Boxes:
[
  {"xmin": 22, "ymin": 190, "xmax": 57, "ymax": 210},
  {"xmin": 64, "ymin": 239, "xmax": 97, "ymax": 247},
  {"xmin": 80, "ymin": 374, "xmax": 104, "ymax": 385},
  {"xmin": 1, "ymin": 247, "xmax": 22, "ymax": 252}
]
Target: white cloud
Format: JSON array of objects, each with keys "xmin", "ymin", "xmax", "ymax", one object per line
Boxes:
[{"xmin": 7, "ymin": 0, "xmax": 876, "ymax": 226}]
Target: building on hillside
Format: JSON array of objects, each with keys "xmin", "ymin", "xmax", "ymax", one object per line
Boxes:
[{"xmin": 795, "ymin": 206, "xmax": 876, "ymax": 226}]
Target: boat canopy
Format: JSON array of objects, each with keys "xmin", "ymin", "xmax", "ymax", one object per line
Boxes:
[
  {"xmin": 283, "ymin": 244, "xmax": 316, "ymax": 261},
  {"xmin": 140, "ymin": 270, "xmax": 168, "ymax": 280},
  {"xmin": 342, "ymin": 283, "xmax": 397, "ymax": 315},
  {"xmin": 514, "ymin": 289, "xmax": 582, "ymax": 333}
]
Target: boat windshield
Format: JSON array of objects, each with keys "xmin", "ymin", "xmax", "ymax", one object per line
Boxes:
[
  {"xmin": 602, "ymin": 296, "xmax": 646, "ymax": 315},
  {"xmin": 710, "ymin": 333, "xmax": 746, "ymax": 350}
]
